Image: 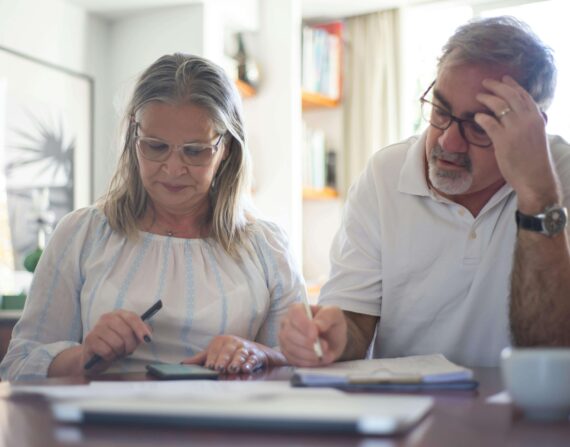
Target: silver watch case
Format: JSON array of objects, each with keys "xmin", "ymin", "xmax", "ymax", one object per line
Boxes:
[{"xmin": 516, "ymin": 205, "xmax": 568, "ymax": 237}]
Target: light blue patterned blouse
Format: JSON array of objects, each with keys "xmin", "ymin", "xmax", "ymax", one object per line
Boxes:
[{"xmin": 0, "ymin": 207, "xmax": 303, "ymax": 380}]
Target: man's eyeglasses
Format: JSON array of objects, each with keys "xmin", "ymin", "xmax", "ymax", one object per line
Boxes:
[
  {"xmin": 135, "ymin": 123, "xmax": 224, "ymax": 166},
  {"xmin": 420, "ymin": 80, "xmax": 493, "ymax": 148}
]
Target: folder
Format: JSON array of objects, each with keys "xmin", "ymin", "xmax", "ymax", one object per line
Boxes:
[
  {"xmin": 52, "ymin": 392, "xmax": 433, "ymax": 435},
  {"xmin": 292, "ymin": 354, "xmax": 479, "ymax": 391}
]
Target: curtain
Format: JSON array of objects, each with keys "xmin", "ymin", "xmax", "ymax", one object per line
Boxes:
[{"xmin": 343, "ymin": 9, "xmax": 401, "ymax": 195}]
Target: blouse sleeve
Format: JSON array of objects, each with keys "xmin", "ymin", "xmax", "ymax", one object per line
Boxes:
[
  {"xmin": 0, "ymin": 208, "xmax": 100, "ymax": 381},
  {"xmin": 251, "ymin": 221, "xmax": 303, "ymax": 348}
]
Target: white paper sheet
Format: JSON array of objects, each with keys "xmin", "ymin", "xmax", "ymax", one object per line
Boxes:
[{"xmin": 4, "ymin": 379, "xmax": 344, "ymax": 401}]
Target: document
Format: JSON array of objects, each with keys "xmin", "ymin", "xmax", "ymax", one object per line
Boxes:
[{"xmin": 292, "ymin": 354, "xmax": 478, "ymax": 390}]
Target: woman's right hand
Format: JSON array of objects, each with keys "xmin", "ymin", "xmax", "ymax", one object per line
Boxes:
[{"xmin": 80, "ymin": 309, "xmax": 152, "ymax": 374}]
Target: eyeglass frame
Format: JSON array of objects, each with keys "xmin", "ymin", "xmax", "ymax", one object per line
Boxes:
[
  {"xmin": 419, "ymin": 80, "xmax": 494, "ymax": 148},
  {"xmin": 134, "ymin": 121, "xmax": 225, "ymax": 166}
]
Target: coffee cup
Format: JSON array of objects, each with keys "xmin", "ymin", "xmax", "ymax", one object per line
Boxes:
[{"xmin": 501, "ymin": 347, "xmax": 570, "ymax": 421}]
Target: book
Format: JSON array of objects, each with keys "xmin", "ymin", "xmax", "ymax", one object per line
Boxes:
[{"xmin": 292, "ymin": 354, "xmax": 478, "ymax": 390}]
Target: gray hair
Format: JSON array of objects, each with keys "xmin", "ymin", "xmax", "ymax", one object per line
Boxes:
[
  {"xmin": 438, "ymin": 16, "xmax": 557, "ymax": 110},
  {"xmin": 102, "ymin": 53, "xmax": 254, "ymax": 256}
]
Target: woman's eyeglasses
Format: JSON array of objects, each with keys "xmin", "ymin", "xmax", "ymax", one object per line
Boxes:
[{"xmin": 135, "ymin": 123, "xmax": 224, "ymax": 166}]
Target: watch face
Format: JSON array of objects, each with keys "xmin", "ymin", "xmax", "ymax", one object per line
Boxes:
[{"xmin": 544, "ymin": 207, "xmax": 568, "ymax": 235}]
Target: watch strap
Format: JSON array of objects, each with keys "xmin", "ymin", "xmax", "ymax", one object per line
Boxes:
[{"xmin": 515, "ymin": 210, "xmax": 544, "ymax": 232}]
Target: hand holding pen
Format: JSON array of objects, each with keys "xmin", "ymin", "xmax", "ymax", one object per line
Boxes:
[
  {"xmin": 301, "ymin": 285, "xmax": 323, "ymax": 360},
  {"xmin": 83, "ymin": 300, "xmax": 163, "ymax": 371}
]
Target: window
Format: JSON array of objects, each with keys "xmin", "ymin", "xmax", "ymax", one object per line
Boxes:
[
  {"xmin": 401, "ymin": 0, "xmax": 569, "ymax": 142},
  {"xmin": 478, "ymin": 0, "xmax": 570, "ymax": 141}
]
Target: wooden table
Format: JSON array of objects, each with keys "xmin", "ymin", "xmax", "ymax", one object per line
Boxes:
[{"xmin": 1, "ymin": 367, "xmax": 569, "ymax": 447}]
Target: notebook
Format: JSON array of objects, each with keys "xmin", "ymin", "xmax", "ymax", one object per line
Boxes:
[
  {"xmin": 52, "ymin": 388, "xmax": 433, "ymax": 435},
  {"xmin": 292, "ymin": 354, "xmax": 478, "ymax": 390}
]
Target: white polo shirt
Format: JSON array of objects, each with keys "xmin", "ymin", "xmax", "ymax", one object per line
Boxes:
[{"xmin": 319, "ymin": 131, "xmax": 570, "ymax": 367}]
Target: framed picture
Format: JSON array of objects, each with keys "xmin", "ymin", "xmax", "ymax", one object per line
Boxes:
[{"xmin": 0, "ymin": 45, "xmax": 93, "ymax": 271}]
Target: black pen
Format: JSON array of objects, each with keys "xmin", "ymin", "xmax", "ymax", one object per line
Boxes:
[{"xmin": 83, "ymin": 300, "xmax": 163, "ymax": 370}]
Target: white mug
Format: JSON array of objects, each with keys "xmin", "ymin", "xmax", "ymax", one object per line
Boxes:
[{"xmin": 501, "ymin": 347, "xmax": 570, "ymax": 420}]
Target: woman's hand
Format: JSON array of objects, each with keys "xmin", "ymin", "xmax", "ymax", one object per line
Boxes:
[
  {"xmin": 181, "ymin": 335, "xmax": 286, "ymax": 374},
  {"xmin": 81, "ymin": 309, "xmax": 153, "ymax": 374}
]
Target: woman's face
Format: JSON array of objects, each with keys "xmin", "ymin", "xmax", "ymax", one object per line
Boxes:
[{"xmin": 135, "ymin": 101, "xmax": 226, "ymax": 215}]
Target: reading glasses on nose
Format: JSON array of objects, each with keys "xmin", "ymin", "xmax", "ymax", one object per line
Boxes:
[
  {"xmin": 419, "ymin": 80, "xmax": 493, "ymax": 148},
  {"xmin": 135, "ymin": 123, "xmax": 224, "ymax": 166}
]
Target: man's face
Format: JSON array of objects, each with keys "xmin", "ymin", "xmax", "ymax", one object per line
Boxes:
[{"xmin": 425, "ymin": 63, "xmax": 512, "ymax": 201}]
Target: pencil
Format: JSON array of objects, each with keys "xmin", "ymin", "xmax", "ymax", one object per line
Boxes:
[
  {"xmin": 83, "ymin": 299, "xmax": 163, "ymax": 370},
  {"xmin": 301, "ymin": 285, "xmax": 323, "ymax": 360}
]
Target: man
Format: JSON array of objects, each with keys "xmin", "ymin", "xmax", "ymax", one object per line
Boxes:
[{"xmin": 279, "ymin": 16, "xmax": 570, "ymax": 367}]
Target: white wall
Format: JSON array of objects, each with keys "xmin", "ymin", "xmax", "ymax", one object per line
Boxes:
[
  {"xmin": 84, "ymin": 15, "xmax": 112, "ymax": 201},
  {"xmin": 244, "ymin": 0, "xmax": 303, "ymax": 260},
  {"xmin": 0, "ymin": 0, "xmax": 87, "ymax": 73}
]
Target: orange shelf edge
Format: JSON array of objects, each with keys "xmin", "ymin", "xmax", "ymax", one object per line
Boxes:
[
  {"xmin": 302, "ymin": 90, "xmax": 340, "ymax": 109},
  {"xmin": 302, "ymin": 187, "xmax": 339, "ymax": 200},
  {"xmin": 236, "ymin": 79, "xmax": 256, "ymax": 98}
]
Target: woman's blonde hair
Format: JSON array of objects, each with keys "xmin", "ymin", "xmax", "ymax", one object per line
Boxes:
[{"xmin": 101, "ymin": 53, "xmax": 254, "ymax": 256}]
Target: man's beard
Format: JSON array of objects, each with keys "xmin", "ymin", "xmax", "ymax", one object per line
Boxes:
[{"xmin": 427, "ymin": 144, "xmax": 473, "ymax": 195}]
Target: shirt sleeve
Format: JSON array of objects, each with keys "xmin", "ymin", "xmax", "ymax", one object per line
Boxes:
[
  {"xmin": 250, "ymin": 221, "xmax": 303, "ymax": 348},
  {"xmin": 0, "ymin": 208, "xmax": 99, "ymax": 381},
  {"xmin": 318, "ymin": 158, "xmax": 384, "ymax": 317}
]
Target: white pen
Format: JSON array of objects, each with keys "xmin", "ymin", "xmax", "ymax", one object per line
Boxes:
[{"xmin": 301, "ymin": 284, "xmax": 323, "ymax": 360}]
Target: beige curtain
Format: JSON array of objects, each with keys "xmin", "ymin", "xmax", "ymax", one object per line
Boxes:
[{"xmin": 343, "ymin": 9, "xmax": 400, "ymax": 195}]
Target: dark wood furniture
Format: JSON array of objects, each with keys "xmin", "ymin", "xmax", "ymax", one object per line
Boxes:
[
  {"xmin": 1, "ymin": 367, "xmax": 569, "ymax": 446},
  {"xmin": 0, "ymin": 311, "xmax": 20, "ymax": 361}
]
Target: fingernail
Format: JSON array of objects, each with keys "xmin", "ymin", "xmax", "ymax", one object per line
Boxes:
[
  {"xmin": 206, "ymin": 363, "xmax": 214, "ymax": 369},
  {"xmin": 144, "ymin": 335, "xmax": 151, "ymax": 343},
  {"xmin": 228, "ymin": 365, "xmax": 238, "ymax": 373}
]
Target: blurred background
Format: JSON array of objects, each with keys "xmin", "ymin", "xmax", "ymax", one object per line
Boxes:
[{"xmin": 0, "ymin": 0, "xmax": 568, "ymax": 301}]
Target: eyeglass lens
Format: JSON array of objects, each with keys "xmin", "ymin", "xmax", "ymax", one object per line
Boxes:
[
  {"xmin": 137, "ymin": 138, "xmax": 218, "ymax": 166},
  {"xmin": 421, "ymin": 98, "xmax": 492, "ymax": 148}
]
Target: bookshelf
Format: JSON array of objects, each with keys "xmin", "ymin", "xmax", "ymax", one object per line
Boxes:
[
  {"xmin": 301, "ymin": 20, "xmax": 343, "ymax": 201},
  {"xmin": 301, "ymin": 21, "xmax": 344, "ymax": 293}
]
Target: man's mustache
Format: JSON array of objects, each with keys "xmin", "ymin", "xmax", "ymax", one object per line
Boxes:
[{"xmin": 430, "ymin": 145, "xmax": 472, "ymax": 171}]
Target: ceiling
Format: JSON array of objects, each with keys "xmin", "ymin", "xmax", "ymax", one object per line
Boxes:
[{"xmin": 68, "ymin": 0, "xmax": 432, "ymax": 20}]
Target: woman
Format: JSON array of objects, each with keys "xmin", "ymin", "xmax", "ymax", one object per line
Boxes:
[{"xmin": 0, "ymin": 54, "xmax": 302, "ymax": 380}]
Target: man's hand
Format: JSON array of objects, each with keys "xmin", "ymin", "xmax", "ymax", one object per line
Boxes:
[
  {"xmin": 475, "ymin": 75, "xmax": 560, "ymax": 212},
  {"xmin": 278, "ymin": 303, "xmax": 349, "ymax": 366}
]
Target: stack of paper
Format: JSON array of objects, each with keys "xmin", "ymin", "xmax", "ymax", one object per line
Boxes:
[
  {"xmin": 292, "ymin": 354, "xmax": 478, "ymax": 390},
  {"xmin": 4, "ymin": 380, "xmax": 434, "ymax": 435}
]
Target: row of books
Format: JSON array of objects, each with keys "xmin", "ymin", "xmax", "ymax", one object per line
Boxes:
[
  {"xmin": 302, "ymin": 124, "xmax": 336, "ymax": 191},
  {"xmin": 302, "ymin": 22, "xmax": 342, "ymax": 99}
]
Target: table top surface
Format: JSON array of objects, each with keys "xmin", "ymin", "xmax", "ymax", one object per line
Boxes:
[{"xmin": 1, "ymin": 367, "xmax": 569, "ymax": 447}]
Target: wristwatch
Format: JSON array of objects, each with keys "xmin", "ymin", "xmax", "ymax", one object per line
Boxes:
[{"xmin": 515, "ymin": 205, "xmax": 568, "ymax": 237}]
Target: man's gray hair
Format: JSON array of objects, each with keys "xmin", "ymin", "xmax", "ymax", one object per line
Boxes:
[{"xmin": 438, "ymin": 16, "xmax": 556, "ymax": 110}]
